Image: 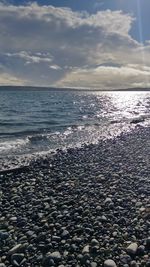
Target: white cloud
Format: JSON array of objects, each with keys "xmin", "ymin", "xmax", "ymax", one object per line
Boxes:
[
  {"xmin": 49, "ymin": 65, "xmax": 61, "ymax": 70},
  {"xmin": 5, "ymin": 51, "xmax": 53, "ymax": 64},
  {"xmin": 0, "ymin": 72, "xmax": 26, "ymax": 86},
  {"xmin": 57, "ymin": 65, "xmax": 150, "ymax": 89},
  {"xmin": 0, "ymin": 2, "xmax": 150, "ymax": 89}
]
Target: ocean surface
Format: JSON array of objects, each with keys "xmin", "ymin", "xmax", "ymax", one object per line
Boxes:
[{"xmin": 0, "ymin": 89, "xmax": 150, "ymax": 170}]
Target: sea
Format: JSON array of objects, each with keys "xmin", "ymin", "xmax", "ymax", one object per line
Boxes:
[{"xmin": 0, "ymin": 88, "xmax": 150, "ymax": 170}]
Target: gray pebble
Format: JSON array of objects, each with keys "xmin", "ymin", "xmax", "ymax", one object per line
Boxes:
[
  {"xmin": 104, "ymin": 259, "xmax": 117, "ymax": 267},
  {"xmin": 90, "ymin": 262, "xmax": 97, "ymax": 267},
  {"xmin": 130, "ymin": 261, "xmax": 139, "ymax": 267},
  {"xmin": 8, "ymin": 244, "xmax": 22, "ymax": 255},
  {"xmin": 126, "ymin": 243, "xmax": 138, "ymax": 256},
  {"xmin": 82, "ymin": 245, "xmax": 90, "ymax": 254},
  {"xmin": 44, "ymin": 251, "xmax": 61, "ymax": 265},
  {"xmin": 91, "ymin": 239, "xmax": 99, "ymax": 246},
  {"xmin": 61, "ymin": 230, "xmax": 70, "ymax": 239}
]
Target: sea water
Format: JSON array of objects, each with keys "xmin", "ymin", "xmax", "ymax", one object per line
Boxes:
[{"xmin": 0, "ymin": 88, "xmax": 149, "ymax": 169}]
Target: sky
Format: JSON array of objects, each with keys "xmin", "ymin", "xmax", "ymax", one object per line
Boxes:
[{"xmin": 0, "ymin": 0, "xmax": 150, "ymax": 89}]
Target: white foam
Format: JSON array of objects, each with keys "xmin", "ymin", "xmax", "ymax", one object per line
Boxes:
[{"xmin": 0, "ymin": 138, "xmax": 29, "ymax": 152}]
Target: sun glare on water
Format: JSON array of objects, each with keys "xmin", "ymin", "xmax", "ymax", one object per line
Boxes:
[{"xmin": 108, "ymin": 91, "xmax": 149, "ymax": 121}]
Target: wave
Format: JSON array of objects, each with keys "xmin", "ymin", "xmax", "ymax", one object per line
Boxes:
[
  {"xmin": 0, "ymin": 122, "xmax": 26, "ymax": 126},
  {"xmin": 0, "ymin": 116, "xmax": 149, "ymax": 155},
  {"xmin": 28, "ymin": 134, "xmax": 50, "ymax": 143},
  {"xmin": 130, "ymin": 115, "xmax": 150, "ymax": 124},
  {"xmin": 0, "ymin": 138, "xmax": 29, "ymax": 152}
]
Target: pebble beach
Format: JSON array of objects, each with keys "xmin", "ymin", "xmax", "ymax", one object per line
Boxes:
[{"xmin": 0, "ymin": 126, "xmax": 150, "ymax": 267}]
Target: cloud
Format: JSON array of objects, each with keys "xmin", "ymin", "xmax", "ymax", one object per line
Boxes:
[
  {"xmin": 0, "ymin": 2, "xmax": 150, "ymax": 88},
  {"xmin": 4, "ymin": 51, "xmax": 53, "ymax": 64},
  {"xmin": 0, "ymin": 72, "xmax": 26, "ymax": 86},
  {"xmin": 56, "ymin": 65, "xmax": 150, "ymax": 89}
]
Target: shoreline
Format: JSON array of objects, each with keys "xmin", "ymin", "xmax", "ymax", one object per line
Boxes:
[{"xmin": 0, "ymin": 126, "xmax": 150, "ymax": 266}]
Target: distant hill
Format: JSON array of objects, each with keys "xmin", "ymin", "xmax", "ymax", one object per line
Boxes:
[{"xmin": 0, "ymin": 85, "xmax": 150, "ymax": 92}]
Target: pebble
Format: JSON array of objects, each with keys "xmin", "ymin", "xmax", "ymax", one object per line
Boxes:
[
  {"xmin": 11, "ymin": 253, "xmax": 25, "ymax": 266},
  {"xmin": 146, "ymin": 237, "xmax": 150, "ymax": 249},
  {"xmin": 82, "ymin": 245, "xmax": 90, "ymax": 254},
  {"xmin": 0, "ymin": 127, "xmax": 150, "ymax": 266},
  {"xmin": 90, "ymin": 262, "xmax": 97, "ymax": 267},
  {"xmin": 137, "ymin": 245, "xmax": 145, "ymax": 256},
  {"xmin": 104, "ymin": 259, "xmax": 117, "ymax": 267},
  {"xmin": 43, "ymin": 251, "xmax": 61, "ymax": 265},
  {"xmin": 0, "ymin": 231, "xmax": 9, "ymax": 240},
  {"xmin": 126, "ymin": 243, "xmax": 138, "ymax": 256},
  {"xmin": 130, "ymin": 261, "xmax": 139, "ymax": 267},
  {"xmin": 91, "ymin": 239, "xmax": 99, "ymax": 246},
  {"xmin": 8, "ymin": 244, "xmax": 23, "ymax": 255},
  {"xmin": 61, "ymin": 230, "xmax": 70, "ymax": 239}
]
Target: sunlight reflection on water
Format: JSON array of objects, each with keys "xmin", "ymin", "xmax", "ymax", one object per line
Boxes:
[{"xmin": 0, "ymin": 90, "xmax": 149, "ymax": 167}]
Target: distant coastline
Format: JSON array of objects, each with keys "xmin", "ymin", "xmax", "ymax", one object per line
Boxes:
[{"xmin": 0, "ymin": 85, "xmax": 150, "ymax": 92}]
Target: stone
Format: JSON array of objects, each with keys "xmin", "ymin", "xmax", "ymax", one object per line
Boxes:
[
  {"xmin": 91, "ymin": 239, "xmax": 99, "ymax": 246},
  {"xmin": 61, "ymin": 230, "xmax": 70, "ymax": 239},
  {"xmin": 120, "ymin": 254, "xmax": 131, "ymax": 264},
  {"xmin": 130, "ymin": 261, "xmax": 138, "ymax": 267},
  {"xmin": 91, "ymin": 262, "xmax": 97, "ymax": 267},
  {"xmin": 104, "ymin": 259, "xmax": 117, "ymax": 267},
  {"xmin": 0, "ymin": 231, "xmax": 9, "ymax": 240},
  {"xmin": 137, "ymin": 245, "xmax": 145, "ymax": 256},
  {"xmin": 43, "ymin": 251, "xmax": 61, "ymax": 266},
  {"xmin": 82, "ymin": 245, "xmax": 90, "ymax": 254},
  {"xmin": 8, "ymin": 244, "xmax": 23, "ymax": 255},
  {"xmin": 146, "ymin": 237, "xmax": 150, "ymax": 249},
  {"xmin": 11, "ymin": 253, "xmax": 25, "ymax": 266},
  {"xmin": 104, "ymin": 198, "xmax": 112, "ymax": 204},
  {"xmin": 126, "ymin": 243, "xmax": 138, "ymax": 256}
]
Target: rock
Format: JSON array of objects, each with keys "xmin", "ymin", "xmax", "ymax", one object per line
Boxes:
[
  {"xmin": 146, "ymin": 237, "xmax": 150, "ymax": 249},
  {"xmin": 130, "ymin": 117, "xmax": 144, "ymax": 124},
  {"xmin": 112, "ymin": 231, "xmax": 118, "ymax": 237},
  {"xmin": 81, "ymin": 254, "xmax": 90, "ymax": 264},
  {"xmin": 126, "ymin": 243, "xmax": 138, "ymax": 256},
  {"xmin": 120, "ymin": 254, "xmax": 131, "ymax": 264},
  {"xmin": 0, "ymin": 231, "xmax": 9, "ymax": 240},
  {"xmin": 52, "ymin": 235, "xmax": 61, "ymax": 242},
  {"xmin": 101, "ymin": 215, "xmax": 107, "ymax": 222},
  {"xmin": 104, "ymin": 198, "xmax": 112, "ymax": 204},
  {"xmin": 91, "ymin": 262, "xmax": 97, "ymax": 267},
  {"xmin": 104, "ymin": 259, "xmax": 117, "ymax": 267},
  {"xmin": 96, "ymin": 206, "xmax": 101, "ymax": 212},
  {"xmin": 82, "ymin": 245, "xmax": 90, "ymax": 254},
  {"xmin": 9, "ymin": 217, "xmax": 17, "ymax": 222},
  {"xmin": 91, "ymin": 239, "xmax": 99, "ymax": 246},
  {"xmin": 43, "ymin": 251, "xmax": 61, "ymax": 266},
  {"xmin": 8, "ymin": 244, "xmax": 23, "ymax": 255},
  {"xmin": 61, "ymin": 230, "xmax": 70, "ymax": 239},
  {"xmin": 11, "ymin": 253, "xmax": 25, "ymax": 266},
  {"xmin": 137, "ymin": 245, "xmax": 145, "ymax": 256},
  {"xmin": 130, "ymin": 261, "xmax": 138, "ymax": 267}
]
